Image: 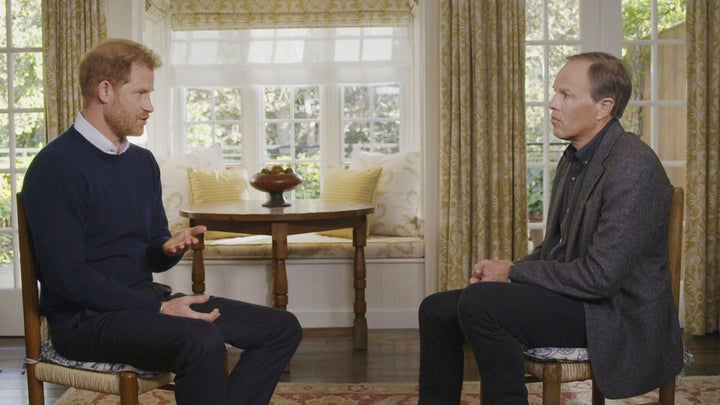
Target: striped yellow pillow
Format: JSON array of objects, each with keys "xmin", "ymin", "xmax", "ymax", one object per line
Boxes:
[
  {"xmin": 318, "ymin": 167, "xmax": 382, "ymax": 239},
  {"xmin": 187, "ymin": 167, "xmax": 249, "ymax": 239}
]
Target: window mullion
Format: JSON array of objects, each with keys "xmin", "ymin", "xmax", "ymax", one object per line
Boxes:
[
  {"xmin": 321, "ymin": 85, "xmax": 341, "ymax": 170},
  {"xmin": 243, "ymin": 86, "xmax": 263, "ymax": 172}
]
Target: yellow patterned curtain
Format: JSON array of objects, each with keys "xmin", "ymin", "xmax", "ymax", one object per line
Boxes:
[
  {"xmin": 684, "ymin": 0, "xmax": 720, "ymax": 335},
  {"xmin": 42, "ymin": 0, "xmax": 107, "ymax": 141},
  {"xmin": 437, "ymin": 0, "xmax": 527, "ymax": 290},
  {"xmin": 166, "ymin": 0, "xmax": 417, "ymax": 30}
]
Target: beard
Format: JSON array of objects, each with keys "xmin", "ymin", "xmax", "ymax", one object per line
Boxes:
[{"xmin": 105, "ymin": 101, "xmax": 147, "ymax": 137}]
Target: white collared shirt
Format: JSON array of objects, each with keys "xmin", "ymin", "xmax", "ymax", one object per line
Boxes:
[{"xmin": 74, "ymin": 113, "xmax": 130, "ymax": 155}]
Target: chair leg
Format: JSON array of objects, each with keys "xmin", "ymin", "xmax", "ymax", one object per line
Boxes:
[
  {"xmin": 542, "ymin": 363, "xmax": 562, "ymax": 405},
  {"xmin": 591, "ymin": 379, "xmax": 605, "ymax": 405},
  {"xmin": 118, "ymin": 371, "xmax": 140, "ymax": 405},
  {"xmin": 658, "ymin": 378, "xmax": 676, "ymax": 405},
  {"xmin": 26, "ymin": 364, "xmax": 44, "ymax": 405}
]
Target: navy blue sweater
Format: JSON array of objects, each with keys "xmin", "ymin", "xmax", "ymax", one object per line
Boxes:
[{"xmin": 22, "ymin": 127, "xmax": 181, "ymax": 328}]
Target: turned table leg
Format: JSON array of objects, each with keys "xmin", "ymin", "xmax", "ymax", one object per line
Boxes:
[
  {"xmin": 271, "ymin": 222, "xmax": 289, "ymax": 310},
  {"xmin": 352, "ymin": 217, "xmax": 368, "ymax": 351},
  {"xmin": 191, "ymin": 233, "xmax": 206, "ymax": 294}
]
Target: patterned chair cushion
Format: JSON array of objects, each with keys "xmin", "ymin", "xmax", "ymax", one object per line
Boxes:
[
  {"xmin": 39, "ymin": 341, "xmax": 161, "ymax": 378},
  {"xmin": 523, "ymin": 347, "xmax": 590, "ymax": 362}
]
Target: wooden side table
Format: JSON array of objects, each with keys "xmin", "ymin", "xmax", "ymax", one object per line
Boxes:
[{"xmin": 180, "ymin": 199, "xmax": 375, "ymax": 350}]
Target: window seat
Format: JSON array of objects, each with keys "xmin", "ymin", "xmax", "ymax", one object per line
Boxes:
[{"xmin": 185, "ymin": 233, "xmax": 425, "ymax": 260}]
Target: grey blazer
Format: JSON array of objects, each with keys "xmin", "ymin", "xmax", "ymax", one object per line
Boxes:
[{"xmin": 509, "ymin": 120, "xmax": 683, "ymax": 399}]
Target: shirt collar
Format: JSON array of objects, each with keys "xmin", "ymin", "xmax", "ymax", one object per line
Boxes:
[
  {"xmin": 74, "ymin": 113, "xmax": 130, "ymax": 155},
  {"xmin": 563, "ymin": 118, "xmax": 615, "ymax": 165}
]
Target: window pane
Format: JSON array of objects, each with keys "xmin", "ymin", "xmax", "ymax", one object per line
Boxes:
[
  {"xmin": 0, "ymin": 114, "xmax": 8, "ymax": 168},
  {"xmin": 548, "ymin": 45, "xmax": 578, "ymax": 81},
  {"xmin": 14, "ymin": 112, "xmax": 44, "ymax": 169},
  {"xmin": 265, "ymin": 122, "xmax": 291, "ymax": 160},
  {"xmin": 373, "ymin": 121, "xmax": 399, "ymax": 153},
  {"xmin": 12, "ymin": 52, "xmax": 43, "ymax": 108},
  {"xmin": 548, "ymin": 0, "xmax": 579, "ymax": 40},
  {"xmin": 657, "ymin": 44, "xmax": 686, "ymax": 100},
  {"xmin": 525, "ymin": 0, "xmax": 544, "ymax": 41},
  {"xmin": 623, "ymin": 44, "xmax": 652, "ymax": 101},
  {"xmin": 526, "ymin": 106, "xmax": 544, "ymax": 163},
  {"xmin": 294, "ymin": 162, "xmax": 320, "ymax": 199},
  {"xmin": 215, "ymin": 123, "xmax": 241, "ymax": 147},
  {"xmin": 187, "ymin": 123, "xmax": 212, "ymax": 148},
  {"xmin": 527, "ymin": 168, "xmax": 544, "ymax": 219},
  {"xmin": 525, "ymin": 45, "xmax": 544, "ymax": 102},
  {"xmin": 0, "ymin": 54, "xmax": 6, "ymax": 108},
  {"xmin": 344, "ymin": 86, "xmax": 370, "ymax": 118},
  {"xmin": 0, "ymin": 3, "xmax": 6, "ymax": 47},
  {"xmin": 265, "ymin": 87, "xmax": 292, "ymax": 119},
  {"xmin": 343, "ymin": 121, "xmax": 370, "ymax": 158},
  {"xmin": 11, "ymin": 0, "xmax": 41, "ymax": 48},
  {"xmin": 342, "ymin": 84, "xmax": 400, "ymax": 158},
  {"xmin": 621, "ymin": 105, "xmax": 644, "ymax": 137},
  {"xmin": 294, "ymin": 122, "xmax": 319, "ymax": 159},
  {"xmin": 658, "ymin": 0, "xmax": 686, "ymax": 29},
  {"xmin": 215, "ymin": 89, "xmax": 242, "ymax": 120},
  {"xmin": 294, "ymin": 87, "xmax": 319, "ymax": 119},
  {"xmin": 656, "ymin": 105, "xmax": 686, "ymax": 162},
  {"xmin": 374, "ymin": 85, "xmax": 399, "ymax": 118},
  {"xmin": 186, "ymin": 89, "xmax": 212, "ymax": 121},
  {"xmin": 622, "ymin": 0, "xmax": 652, "ymax": 40}
]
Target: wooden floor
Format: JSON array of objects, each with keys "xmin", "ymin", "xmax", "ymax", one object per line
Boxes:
[{"xmin": 1, "ymin": 329, "xmax": 718, "ymax": 403}]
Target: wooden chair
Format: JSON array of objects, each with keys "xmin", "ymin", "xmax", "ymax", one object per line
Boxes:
[
  {"xmin": 17, "ymin": 193, "xmax": 175, "ymax": 405},
  {"xmin": 520, "ymin": 187, "xmax": 685, "ymax": 405}
]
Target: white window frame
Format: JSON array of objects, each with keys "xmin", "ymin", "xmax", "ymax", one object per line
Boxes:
[
  {"xmin": 526, "ymin": 0, "xmax": 687, "ymax": 246},
  {"xmin": 0, "ymin": 0, "xmax": 44, "ymax": 290}
]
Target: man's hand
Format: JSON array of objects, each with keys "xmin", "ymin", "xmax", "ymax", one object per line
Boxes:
[
  {"xmin": 162, "ymin": 225, "xmax": 206, "ymax": 256},
  {"xmin": 161, "ymin": 294, "xmax": 220, "ymax": 322},
  {"xmin": 470, "ymin": 257, "xmax": 513, "ymax": 283}
]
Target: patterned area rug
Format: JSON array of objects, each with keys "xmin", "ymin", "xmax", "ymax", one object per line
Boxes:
[{"xmin": 55, "ymin": 376, "xmax": 720, "ymax": 404}]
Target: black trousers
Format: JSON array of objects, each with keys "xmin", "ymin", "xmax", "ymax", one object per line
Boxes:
[
  {"xmin": 418, "ymin": 282, "xmax": 587, "ymax": 405},
  {"xmin": 52, "ymin": 292, "xmax": 302, "ymax": 405}
]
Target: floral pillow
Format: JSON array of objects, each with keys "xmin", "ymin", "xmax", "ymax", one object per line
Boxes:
[{"xmin": 349, "ymin": 148, "xmax": 421, "ymax": 236}]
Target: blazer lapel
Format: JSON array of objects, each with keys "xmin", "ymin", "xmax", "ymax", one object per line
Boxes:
[
  {"xmin": 543, "ymin": 156, "xmax": 569, "ymax": 256},
  {"xmin": 563, "ymin": 121, "xmax": 623, "ymax": 256}
]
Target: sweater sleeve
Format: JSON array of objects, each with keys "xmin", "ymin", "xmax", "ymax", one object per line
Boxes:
[
  {"xmin": 22, "ymin": 152, "xmax": 161, "ymax": 314},
  {"xmin": 146, "ymin": 154, "xmax": 183, "ymax": 272}
]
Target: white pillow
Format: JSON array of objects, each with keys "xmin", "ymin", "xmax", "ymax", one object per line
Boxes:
[
  {"xmin": 155, "ymin": 145, "xmax": 226, "ymax": 234},
  {"xmin": 349, "ymin": 148, "xmax": 421, "ymax": 236}
]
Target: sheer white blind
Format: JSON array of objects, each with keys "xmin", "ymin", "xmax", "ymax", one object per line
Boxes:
[{"xmin": 171, "ymin": 27, "xmax": 410, "ymax": 85}]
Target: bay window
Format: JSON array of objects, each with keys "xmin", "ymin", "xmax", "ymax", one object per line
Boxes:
[{"xmin": 160, "ymin": 26, "xmax": 411, "ymax": 199}]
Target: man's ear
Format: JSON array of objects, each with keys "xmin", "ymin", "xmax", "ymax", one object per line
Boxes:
[
  {"xmin": 596, "ymin": 97, "xmax": 614, "ymax": 120},
  {"xmin": 96, "ymin": 80, "xmax": 114, "ymax": 104}
]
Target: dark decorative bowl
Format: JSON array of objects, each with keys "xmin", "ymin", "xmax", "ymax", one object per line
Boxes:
[{"xmin": 250, "ymin": 172, "xmax": 303, "ymax": 207}]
